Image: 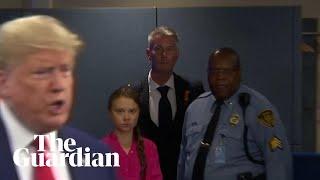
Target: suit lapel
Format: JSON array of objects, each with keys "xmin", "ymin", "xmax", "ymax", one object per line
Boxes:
[
  {"xmin": 173, "ymin": 73, "xmax": 188, "ymax": 122},
  {"xmin": 58, "ymin": 127, "xmax": 115, "ymax": 180},
  {"xmin": 139, "ymin": 74, "xmax": 188, "ymax": 127},
  {"xmin": 59, "ymin": 127, "xmax": 98, "ymax": 180},
  {"xmin": 58, "ymin": 128, "xmax": 85, "ymax": 180},
  {"xmin": 140, "ymin": 78, "xmax": 152, "ymax": 121},
  {"xmin": 57, "ymin": 128, "xmax": 76, "ymax": 179},
  {"xmin": 0, "ymin": 117, "xmax": 20, "ymax": 180}
]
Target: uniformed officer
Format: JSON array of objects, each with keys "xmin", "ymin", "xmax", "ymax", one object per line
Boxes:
[{"xmin": 177, "ymin": 47, "xmax": 292, "ymax": 180}]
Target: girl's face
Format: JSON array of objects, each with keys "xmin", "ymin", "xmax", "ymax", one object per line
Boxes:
[{"xmin": 110, "ymin": 96, "xmax": 140, "ymax": 133}]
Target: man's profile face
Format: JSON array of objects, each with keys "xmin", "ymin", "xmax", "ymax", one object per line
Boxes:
[
  {"xmin": 208, "ymin": 54, "xmax": 241, "ymax": 100},
  {"xmin": 147, "ymin": 34, "xmax": 179, "ymax": 74},
  {"xmin": 0, "ymin": 49, "xmax": 75, "ymax": 134}
]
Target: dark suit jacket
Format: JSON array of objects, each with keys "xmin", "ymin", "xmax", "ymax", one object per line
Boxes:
[
  {"xmin": 0, "ymin": 118, "xmax": 115, "ymax": 180},
  {"xmin": 133, "ymin": 73, "xmax": 204, "ymax": 180}
]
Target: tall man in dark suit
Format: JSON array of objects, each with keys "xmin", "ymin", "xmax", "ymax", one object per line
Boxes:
[
  {"xmin": 133, "ymin": 26, "xmax": 204, "ymax": 180},
  {"xmin": 0, "ymin": 15, "xmax": 114, "ymax": 180}
]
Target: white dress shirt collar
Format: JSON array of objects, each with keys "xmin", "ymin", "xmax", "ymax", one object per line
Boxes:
[
  {"xmin": 148, "ymin": 70, "xmax": 175, "ymax": 91},
  {"xmin": 147, "ymin": 70, "xmax": 177, "ymax": 126},
  {"xmin": 1, "ymin": 101, "xmax": 34, "ymax": 151},
  {"xmin": 0, "ymin": 101, "xmax": 70, "ymax": 180},
  {"xmin": 0, "ymin": 101, "xmax": 58, "ymax": 151}
]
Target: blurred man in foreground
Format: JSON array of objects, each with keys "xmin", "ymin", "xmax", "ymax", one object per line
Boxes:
[{"xmin": 0, "ymin": 15, "xmax": 114, "ymax": 180}]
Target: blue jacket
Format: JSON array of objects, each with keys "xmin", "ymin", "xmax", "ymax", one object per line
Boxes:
[
  {"xmin": 0, "ymin": 118, "xmax": 115, "ymax": 180},
  {"xmin": 178, "ymin": 85, "xmax": 292, "ymax": 180}
]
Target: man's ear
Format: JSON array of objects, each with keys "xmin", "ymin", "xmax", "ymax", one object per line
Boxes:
[
  {"xmin": 0, "ymin": 70, "xmax": 6, "ymax": 86},
  {"xmin": 146, "ymin": 48, "xmax": 152, "ymax": 61},
  {"xmin": 0, "ymin": 70, "xmax": 8, "ymax": 97}
]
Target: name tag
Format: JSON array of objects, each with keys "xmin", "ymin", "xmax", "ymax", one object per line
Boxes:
[{"xmin": 214, "ymin": 136, "xmax": 226, "ymax": 164}]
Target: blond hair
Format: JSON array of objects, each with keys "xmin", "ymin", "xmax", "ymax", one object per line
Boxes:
[
  {"xmin": 147, "ymin": 26, "xmax": 179, "ymax": 47},
  {"xmin": 0, "ymin": 15, "xmax": 83, "ymax": 69}
]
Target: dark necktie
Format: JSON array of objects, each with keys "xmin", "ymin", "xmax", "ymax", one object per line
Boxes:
[
  {"xmin": 192, "ymin": 100, "xmax": 223, "ymax": 180},
  {"xmin": 31, "ymin": 137, "xmax": 55, "ymax": 180},
  {"xmin": 157, "ymin": 86, "xmax": 172, "ymax": 131}
]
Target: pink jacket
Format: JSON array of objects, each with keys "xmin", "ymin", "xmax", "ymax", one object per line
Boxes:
[{"xmin": 102, "ymin": 133, "xmax": 163, "ymax": 180}]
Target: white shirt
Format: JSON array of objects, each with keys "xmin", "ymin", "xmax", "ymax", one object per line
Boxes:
[
  {"xmin": 148, "ymin": 71, "xmax": 177, "ymax": 126},
  {"xmin": 0, "ymin": 101, "xmax": 71, "ymax": 180}
]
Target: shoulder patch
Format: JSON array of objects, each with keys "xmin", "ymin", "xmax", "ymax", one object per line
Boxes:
[
  {"xmin": 258, "ymin": 110, "xmax": 275, "ymax": 128},
  {"xmin": 268, "ymin": 136, "xmax": 283, "ymax": 151}
]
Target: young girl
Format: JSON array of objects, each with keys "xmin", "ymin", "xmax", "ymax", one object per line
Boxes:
[{"xmin": 102, "ymin": 86, "xmax": 163, "ymax": 180}]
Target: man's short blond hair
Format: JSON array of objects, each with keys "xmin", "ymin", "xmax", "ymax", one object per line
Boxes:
[
  {"xmin": 0, "ymin": 15, "xmax": 83, "ymax": 69},
  {"xmin": 147, "ymin": 26, "xmax": 179, "ymax": 46}
]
